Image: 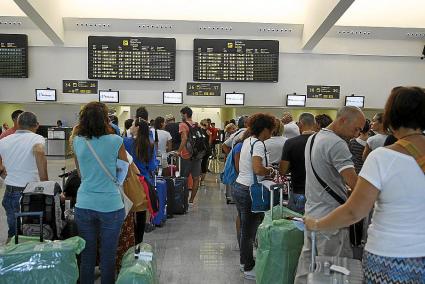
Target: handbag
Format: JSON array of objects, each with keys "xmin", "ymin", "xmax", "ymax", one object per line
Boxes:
[
  {"xmin": 249, "ymin": 139, "xmax": 279, "ymax": 212},
  {"xmin": 123, "ymin": 164, "xmax": 148, "ymax": 212},
  {"xmin": 85, "ymin": 139, "xmax": 132, "ymax": 216},
  {"xmin": 309, "ymin": 133, "xmax": 363, "ymax": 246}
]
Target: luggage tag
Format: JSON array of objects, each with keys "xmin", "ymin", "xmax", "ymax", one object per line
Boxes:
[{"xmin": 135, "ymin": 251, "xmax": 153, "ymax": 261}]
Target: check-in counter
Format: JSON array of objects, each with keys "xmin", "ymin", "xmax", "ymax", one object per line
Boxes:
[{"xmin": 47, "ymin": 127, "xmax": 73, "ymax": 157}]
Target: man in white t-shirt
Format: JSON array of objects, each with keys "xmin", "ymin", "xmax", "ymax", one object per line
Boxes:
[
  {"xmin": 282, "ymin": 112, "xmax": 300, "ymax": 139},
  {"xmin": 294, "ymin": 106, "xmax": 365, "ymax": 284},
  {"xmin": 0, "ymin": 112, "xmax": 48, "ymax": 240}
]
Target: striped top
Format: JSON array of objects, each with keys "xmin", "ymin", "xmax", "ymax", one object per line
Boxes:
[{"xmin": 349, "ymin": 138, "xmax": 367, "ymax": 174}]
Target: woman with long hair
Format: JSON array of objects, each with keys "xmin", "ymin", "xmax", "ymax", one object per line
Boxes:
[
  {"xmin": 123, "ymin": 117, "xmax": 157, "ymax": 243},
  {"xmin": 72, "ymin": 102, "xmax": 128, "ymax": 284}
]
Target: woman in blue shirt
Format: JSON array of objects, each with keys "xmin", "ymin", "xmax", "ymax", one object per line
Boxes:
[
  {"xmin": 124, "ymin": 118, "xmax": 157, "ymax": 243},
  {"xmin": 73, "ymin": 102, "xmax": 128, "ymax": 284}
]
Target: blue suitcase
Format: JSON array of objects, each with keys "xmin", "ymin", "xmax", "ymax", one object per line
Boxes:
[{"xmin": 151, "ymin": 177, "xmax": 167, "ymax": 227}]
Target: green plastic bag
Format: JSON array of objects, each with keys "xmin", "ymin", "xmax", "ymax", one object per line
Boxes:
[
  {"xmin": 255, "ymin": 206, "xmax": 304, "ymax": 284},
  {"xmin": 116, "ymin": 243, "xmax": 158, "ymax": 284},
  {"xmin": 0, "ymin": 236, "xmax": 85, "ymax": 284}
]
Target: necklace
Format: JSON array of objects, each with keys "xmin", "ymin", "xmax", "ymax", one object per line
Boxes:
[{"xmin": 399, "ymin": 133, "xmax": 423, "ymax": 140}]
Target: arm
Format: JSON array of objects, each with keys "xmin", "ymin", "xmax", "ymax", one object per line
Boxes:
[
  {"xmin": 279, "ymin": 160, "xmax": 290, "ymax": 175},
  {"xmin": 33, "ymin": 143, "xmax": 48, "ymax": 181},
  {"xmin": 166, "ymin": 137, "xmax": 172, "ymax": 152},
  {"xmin": 340, "ymin": 167, "xmax": 358, "ymax": 191},
  {"xmin": 306, "ymin": 177, "xmax": 379, "ymax": 231},
  {"xmin": 177, "ymin": 130, "xmax": 187, "ymax": 155},
  {"xmin": 74, "ymin": 156, "xmax": 81, "ymax": 178},
  {"xmin": 222, "ymin": 143, "xmax": 231, "ymax": 154},
  {"xmin": 234, "ymin": 152, "xmax": 241, "ymax": 173},
  {"xmin": 0, "ymin": 157, "xmax": 6, "ymax": 179},
  {"xmin": 362, "ymin": 144, "xmax": 372, "ymax": 161},
  {"xmin": 252, "ymin": 156, "xmax": 273, "ymax": 176}
]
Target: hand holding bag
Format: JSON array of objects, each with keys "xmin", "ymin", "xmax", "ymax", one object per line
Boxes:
[{"xmin": 249, "ymin": 139, "xmax": 279, "ymax": 212}]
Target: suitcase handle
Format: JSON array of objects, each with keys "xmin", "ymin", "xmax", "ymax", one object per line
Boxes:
[
  {"xmin": 310, "ymin": 231, "xmax": 317, "ymax": 272},
  {"xmin": 15, "ymin": 212, "xmax": 44, "ymax": 244},
  {"xmin": 269, "ymin": 176, "xmax": 285, "ymax": 220}
]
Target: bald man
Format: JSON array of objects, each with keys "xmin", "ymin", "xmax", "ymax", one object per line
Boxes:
[{"xmin": 294, "ymin": 106, "xmax": 366, "ymax": 284}]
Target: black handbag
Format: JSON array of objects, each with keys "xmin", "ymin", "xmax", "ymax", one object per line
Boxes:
[{"xmin": 309, "ymin": 133, "xmax": 363, "ymax": 247}]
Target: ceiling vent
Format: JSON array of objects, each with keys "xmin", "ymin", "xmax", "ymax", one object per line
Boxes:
[
  {"xmin": 406, "ymin": 32, "xmax": 425, "ymax": 38},
  {"xmin": 138, "ymin": 24, "xmax": 173, "ymax": 30},
  {"xmin": 258, "ymin": 27, "xmax": 293, "ymax": 33},
  {"xmin": 0, "ymin": 21, "xmax": 22, "ymax": 26},
  {"xmin": 76, "ymin": 23, "xmax": 111, "ymax": 28},
  {"xmin": 198, "ymin": 26, "xmax": 233, "ymax": 31},
  {"xmin": 337, "ymin": 30, "xmax": 371, "ymax": 36}
]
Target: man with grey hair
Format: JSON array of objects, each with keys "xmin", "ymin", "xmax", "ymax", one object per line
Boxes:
[
  {"xmin": 280, "ymin": 112, "xmax": 316, "ymax": 214},
  {"xmin": 282, "ymin": 111, "xmax": 300, "ymax": 139},
  {"xmin": 294, "ymin": 106, "xmax": 365, "ymax": 283},
  {"xmin": 0, "ymin": 112, "xmax": 48, "ymax": 241}
]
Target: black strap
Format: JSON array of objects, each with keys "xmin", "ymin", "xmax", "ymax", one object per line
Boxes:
[{"xmin": 309, "ymin": 133, "xmax": 346, "ymax": 205}]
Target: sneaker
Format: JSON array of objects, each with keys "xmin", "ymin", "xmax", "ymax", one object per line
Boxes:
[
  {"xmin": 239, "ymin": 264, "xmax": 244, "ymax": 272},
  {"xmin": 244, "ymin": 268, "xmax": 256, "ymax": 280}
]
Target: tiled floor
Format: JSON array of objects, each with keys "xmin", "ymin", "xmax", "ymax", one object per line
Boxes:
[{"xmin": 0, "ymin": 158, "xmax": 252, "ymax": 283}]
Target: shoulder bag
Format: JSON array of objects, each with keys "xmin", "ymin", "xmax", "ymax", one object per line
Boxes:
[{"xmin": 85, "ymin": 139, "xmax": 132, "ymax": 216}]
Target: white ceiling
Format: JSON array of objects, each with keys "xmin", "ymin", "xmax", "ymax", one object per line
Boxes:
[
  {"xmin": 60, "ymin": 0, "xmax": 309, "ymax": 23},
  {"xmin": 336, "ymin": 0, "xmax": 425, "ymax": 28},
  {"xmin": 2, "ymin": 0, "xmax": 425, "ymax": 28}
]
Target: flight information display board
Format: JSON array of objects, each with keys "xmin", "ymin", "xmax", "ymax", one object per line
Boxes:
[
  {"xmin": 88, "ymin": 36, "xmax": 176, "ymax": 80},
  {"xmin": 0, "ymin": 34, "xmax": 28, "ymax": 78},
  {"xmin": 193, "ymin": 39, "xmax": 279, "ymax": 82}
]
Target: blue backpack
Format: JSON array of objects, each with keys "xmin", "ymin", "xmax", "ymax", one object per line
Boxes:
[{"xmin": 220, "ymin": 143, "xmax": 240, "ymax": 185}]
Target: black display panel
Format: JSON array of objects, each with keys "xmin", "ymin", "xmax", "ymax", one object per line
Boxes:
[
  {"xmin": 193, "ymin": 39, "xmax": 279, "ymax": 82},
  {"xmin": 286, "ymin": 94, "xmax": 306, "ymax": 107},
  {"xmin": 225, "ymin": 93, "xmax": 245, "ymax": 105},
  {"xmin": 187, "ymin": 82, "xmax": 221, "ymax": 96},
  {"xmin": 0, "ymin": 34, "xmax": 28, "ymax": 78},
  {"xmin": 63, "ymin": 80, "xmax": 98, "ymax": 94},
  {"xmin": 307, "ymin": 85, "xmax": 340, "ymax": 99},
  {"xmin": 88, "ymin": 36, "xmax": 176, "ymax": 80}
]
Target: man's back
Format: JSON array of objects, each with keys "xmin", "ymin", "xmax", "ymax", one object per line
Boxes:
[
  {"xmin": 304, "ymin": 129, "xmax": 353, "ymax": 218},
  {"xmin": 281, "ymin": 133, "xmax": 313, "ymax": 194},
  {"xmin": 0, "ymin": 130, "xmax": 45, "ymax": 187},
  {"xmin": 165, "ymin": 122, "xmax": 181, "ymax": 151}
]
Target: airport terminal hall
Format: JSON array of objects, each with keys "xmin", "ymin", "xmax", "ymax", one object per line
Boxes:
[{"xmin": 1, "ymin": 0, "xmax": 425, "ymax": 283}]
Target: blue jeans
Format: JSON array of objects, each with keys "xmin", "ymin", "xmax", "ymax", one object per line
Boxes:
[
  {"xmin": 231, "ymin": 182, "xmax": 264, "ymax": 272},
  {"xmin": 2, "ymin": 185, "xmax": 25, "ymax": 238},
  {"xmin": 75, "ymin": 207, "xmax": 125, "ymax": 284}
]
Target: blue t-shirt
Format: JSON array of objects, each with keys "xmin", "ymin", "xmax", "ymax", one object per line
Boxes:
[
  {"xmin": 73, "ymin": 134, "xmax": 123, "ymax": 212},
  {"xmin": 123, "ymin": 137, "xmax": 157, "ymax": 185}
]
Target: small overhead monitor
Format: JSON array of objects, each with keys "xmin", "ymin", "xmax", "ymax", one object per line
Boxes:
[
  {"xmin": 163, "ymin": 92, "xmax": 183, "ymax": 104},
  {"xmin": 345, "ymin": 95, "xmax": 365, "ymax": 108},
  {"xmin": 35, "ymin": 89, "xmax": 57, "ymax": 102},
  {"xmin": 99, "ymin": 90, "xmax": 119, "ymax": 103},
  {"xmin": 225, "ymin": 93, "xmax": 245, "ymax": 105},
  {"xmin": 286, "ymin": 94, "xmax": 306, "ymax": 107}
]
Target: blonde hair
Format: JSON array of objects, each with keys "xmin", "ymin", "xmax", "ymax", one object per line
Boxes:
[{"xmin": 273, "ymin": 119, "xmax": 284, "ymax": 136}]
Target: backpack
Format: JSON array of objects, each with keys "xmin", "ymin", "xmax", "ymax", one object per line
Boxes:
[
  {"xmin": 184, "ymin": 121, "xmax": 208, "ymax": 160},
  {"xmin": 20, "ymin": 181, "xmax": 63, "ymax": 240},
  {"xmin": 220, "ymin": 143, "xmax": 239, "ymax": 185}
]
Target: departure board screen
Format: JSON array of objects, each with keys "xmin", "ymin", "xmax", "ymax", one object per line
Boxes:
[
  {"xmin": 193, "ymin": 39, "xmax": 279, "ymax": 82},
  {"xmin": 88, "ymin": 36, "xmax": 176, "ymax": 80},
  {"xmin": 0, "ymin": 34, "xmax": 28, "ymax": 78}
]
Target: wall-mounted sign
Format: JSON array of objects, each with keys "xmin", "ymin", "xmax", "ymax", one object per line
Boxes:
[
  {"xmin": 187, "ymin": 82, "xmax": 221, "ymax": 96},
  {"xmin": 307, "ymin": 85, "xmax": 340, "ymax": 99},
  {"xmin": 0, "ymin": 34, "xmax": 28, "ymax": 78},
  {"xmin": 63, "ymin": 80, "xmax": 98, "ymax": 94}
]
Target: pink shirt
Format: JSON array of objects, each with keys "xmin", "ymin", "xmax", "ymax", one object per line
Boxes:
[{"xmin": 0, "ymin": 127, "xmax": 17, "ymax": 140}]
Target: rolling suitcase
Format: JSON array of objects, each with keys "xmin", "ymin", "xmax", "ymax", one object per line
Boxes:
[
  {"xmin": 151, "ymin": 176, "xmax": 167, "ymax": 227},
  {"xmin": 255, "ymin": 183, "xmax": 303, "ymax": 284},
  {"xmin": 307, "ymin": 231, "xmax": 364, "ymax": 284},
  {"xmin": 163, "ymin": 155, "xmax": 188, "ymax": 215}
]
